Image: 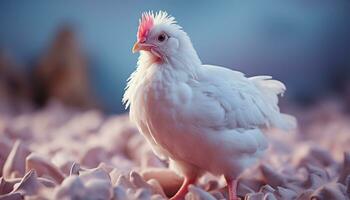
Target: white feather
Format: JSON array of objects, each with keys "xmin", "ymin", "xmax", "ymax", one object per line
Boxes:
[{"xmin": 124, "ymin": 11, "xmax": 296, "ymax": 180}]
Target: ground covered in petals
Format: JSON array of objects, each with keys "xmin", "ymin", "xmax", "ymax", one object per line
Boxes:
[{"xmin": 0, "ymin": 101, "xmax": 349, "ymax": 200}]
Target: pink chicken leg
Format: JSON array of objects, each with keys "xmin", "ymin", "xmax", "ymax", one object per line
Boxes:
[
  {"xmin": 225, "ymin": 177, "xmax": 239, "ymax": 200},
  {"xmin": 170, "ymin": 178, "xmax": 196, "ymax": 200}
]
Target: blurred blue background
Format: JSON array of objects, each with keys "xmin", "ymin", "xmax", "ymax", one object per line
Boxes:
[{"xmin": 0, "ymin": 1, "xmax": 349, "ymax": 113}]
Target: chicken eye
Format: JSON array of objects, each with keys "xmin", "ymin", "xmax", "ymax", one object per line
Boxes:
[{"xmin": 157, "ymin": 33, "xmax": 167, "ymax": 42}]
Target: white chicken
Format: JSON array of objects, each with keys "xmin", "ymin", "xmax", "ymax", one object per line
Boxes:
[{"xmin": 123, "ymin": 11, "xmax": 296, "ymax": 200}]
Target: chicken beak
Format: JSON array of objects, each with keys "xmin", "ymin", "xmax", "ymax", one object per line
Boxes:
[
  {"xmin": 132, "ymin": 42, "xmax": 141, "ymax": 53},
  {"xmin": 132, "ymin": 42, "xmax": 155, "ymax": 53}
]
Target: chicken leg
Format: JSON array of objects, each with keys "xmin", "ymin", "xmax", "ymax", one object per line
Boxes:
[
  {"xmin": 170, "ymin": 177, "xmax": 195, "ymax": 200},
  {"xmin": 225, "ymin": 177, "xmax": 239, "ymax": 200}
]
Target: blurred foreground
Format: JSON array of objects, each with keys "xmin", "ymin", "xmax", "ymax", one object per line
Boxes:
[{"xmin": 0, "ymin": 99, "xmax": 349, "ymax": 199}]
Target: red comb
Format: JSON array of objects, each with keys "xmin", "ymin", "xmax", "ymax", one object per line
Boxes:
[{"xmin": 137, "ymin": 12, "xmax": 154, "ymax": 42}]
